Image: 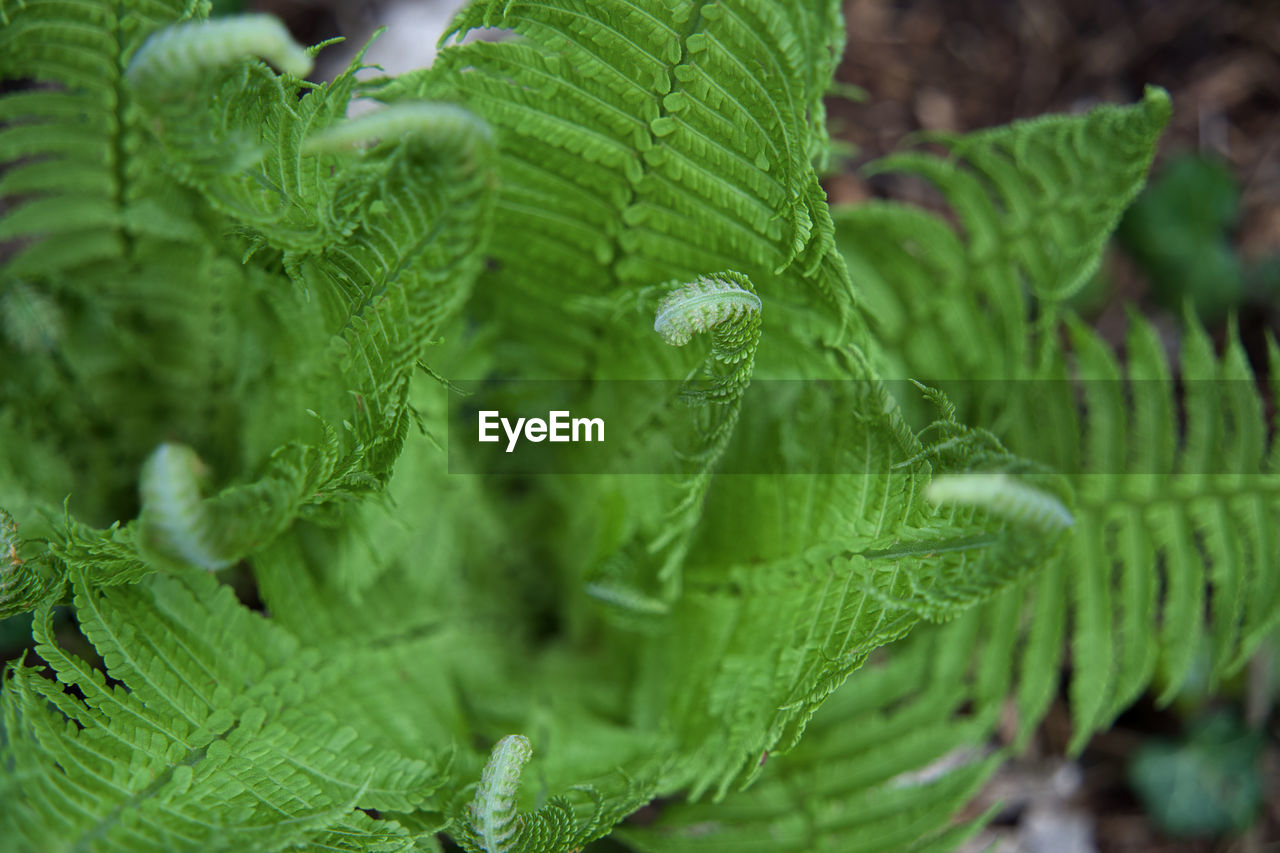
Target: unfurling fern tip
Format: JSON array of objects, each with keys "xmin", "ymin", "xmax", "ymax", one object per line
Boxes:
[
  {"xmin": 926, "ymin": 473, "xmax": 1074, "ymax": 532},
  {"xmin": 126, "ymin": 14, "xmax": 313, "ymax": 86},
  {"xmin": 469, "ymin": 734, "xmax": 533, "ymax": 853},
  {"xmin": 139, "ymin": 443, "xmax": 234, "ymax": 571},
  {"xmin": 654, "ymin": 273, "xmax": 762, "ymax": 347}
]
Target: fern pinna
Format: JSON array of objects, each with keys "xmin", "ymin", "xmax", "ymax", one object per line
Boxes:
[
  {"xmin": 0, "ymin": 0, "xmax": 493, "ymax": 608},
  {"xmin": 1, "ymin": 1, "xmax": 1275, "ymax": 852},
  {"xmin": 835, "ymin": 86, "xmax": 1279, "ymax": 750}
]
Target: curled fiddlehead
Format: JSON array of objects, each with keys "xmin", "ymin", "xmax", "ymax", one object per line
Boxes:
[
  {"xmin": 457, "ymin": 733, "xmax": 631, "ymax": 853},
  {"xmin": 138, "ymin": 443, "xmax": 235, "ymax": 571},
  {"xmin": 655, "ymin": 271, "xmax": 762, "ymax": 403},
  {"xmin": 126, "ymin": 14, "xmax": 312, "ymax": 86},
  {"xmin": 588, "ymin": 273, "xmax": 763, "ymax": 621},
  {"xmin": 303, "ymin": 102, "xmax": 492, "ymax": 154},
  {"xmin": 468, "ymin": 734, "xmax": 533, "ymax": 853},
  {"xmin": 653, "ymin": 270, "xmax": 763, "ymax": 557},
  {"xmin": 927, "ymin": 472, "xmax": 1074, "ymax": 533}
]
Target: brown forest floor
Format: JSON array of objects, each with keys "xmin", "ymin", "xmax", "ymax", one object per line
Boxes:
[
  {"xmin": 829, "ymin": 0, "xmax": 1280, "ymax": 259},
  {"xmin": 828, "ymin": 0, "xmax": 1280, "ymax": 361}
]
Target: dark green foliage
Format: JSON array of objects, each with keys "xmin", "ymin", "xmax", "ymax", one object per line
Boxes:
[
  {"xmin": 1129, "ymin": 711, "xmax": 1264, "ymax": 837},
  {"xmin": 1117, "ymin": 153, "xmax": 1245, "ymax": 320},
  {"xmin": 619, "ymin": 612, "xmax": 1007, "ymax": 852}
]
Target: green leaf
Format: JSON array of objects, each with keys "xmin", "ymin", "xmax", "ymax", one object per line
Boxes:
[
  {"xmin": 1129, "ymin": 712, "xmax": 1264, "ymax": 838},
  {"xmin": 1117, "ymin": 154, "xmax": 1245, "ymax": 321}
]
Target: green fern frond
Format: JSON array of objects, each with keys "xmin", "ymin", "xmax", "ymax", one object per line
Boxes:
[
  {"xmin": 133, "ymin": 429, "xmax": 350, "ymax": 573},
  {"xmin": 628, "ymin": 369, "xmax": 1070, "ymax": 799},
  {"xmin": 0, "ymin": 570, "xmax": 444, "ymax": 851},
  {"xmin": 1050, "ymin": 314, "xmax": 1279, "ymax": 746},
  {"xmin": 374, "ymin": 0, "xmax": 862, "ymax": 369},
  {"xmin": 126, "ymin": 14, "xmax": 313, "ymax": 85},
  {"xmin": 0, "ymin": 0, "xmax": 198, "ymax": 276},
  {"xmin": 1, "ymin": 0, "xmax": 494, "ymax": 598},
  {"xmin": 619, "ymin": 613, "xmax": 1005, "ymax": 853},
  {"xmin": 592, "ymin": 271, "xmax": 763, "ymax": 612},
  {"xmin": 866, "ymin": 85, "xmax": 1169, "ymax": 304},
  {"xmin": 836, "ymin": 90, "xmax": 1278, "ymax": 750},
  {"xmin": 842, "ymin": 86, "xmax": 1169, "ymax": 387}
]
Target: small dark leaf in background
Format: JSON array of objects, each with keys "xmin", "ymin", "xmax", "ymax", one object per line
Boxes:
[
  {"xmin": 0, "ymin": 610, "xmax": 33, "ymax": 657},
  {"xmin": 1117, "ymin": 154, "xmax": 1245, "ymax": 322},
  {"xmin": 1128, "ymin": 710, "xmax": 1264, "ymax": 838},
  {"xmin": 1246, "ymin": 254, "xmax": 1280, "ymax": 306}
]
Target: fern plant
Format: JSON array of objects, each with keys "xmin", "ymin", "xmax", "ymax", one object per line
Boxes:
[
  {"xmin": 834, "ymin": 89, "xmax": 1279, "ymax": 747},
  {"xmin": 0, "ymin": 1, "xmax": 1274, "ymax": 852}
]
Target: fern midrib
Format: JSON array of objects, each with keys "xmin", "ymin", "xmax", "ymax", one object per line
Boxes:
[
  {"xmin": 602, "ymin": 0, "xmax": 711, "ymax": 293},
  {"xmin": 860, "ymin": 535, "xmax": 1004, "ymax": 561},
  {"xmin": 328, "ymin": 168, "xmax": 453, "ymax": 343},
  {"xmin": 686, "ymin": 533, "xmax": 1006, "ymax": 592},
  {"xmin": 111, "ymin": 0, "xmax": 134, "ymax": 261},
  {"xmin": 1074, "ymin": 475, "xmax": 1280, "ymax": 512},
  {"xmin": 72, "ymin": 733, "xmax": 217, "ymax": 853}
]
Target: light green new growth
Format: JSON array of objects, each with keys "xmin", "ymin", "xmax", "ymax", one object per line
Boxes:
[
  {"xmin": 139, "ymin": 443, "xmax": 235, "ymax": 570},
  {"xmin": 654, "ymin": 275, "xmax": 763, "ymax": 347},
  {"xmin": 470, "ymin": 735, "xmax": 534, "ymax": 853},
  {"xmin": 656, "ymin": 271, "xmax": 762, "ymax": 402},
  {"xmin": 127, "ymin": 14, "xmax": 314, "ymax": 84},
  {"xmin": 926, "ymin": 473, "xmax": 1074, "ymax": 533},
  {"xmin": 635, "ymin": 270, "xmax": 763, "ymax": 604},
  {"xmin": 303, "ymin": 102, "xmax": 492, "ymax": 153},
  {"xmin": 1, "ymin": 0, "xmax": 1274, "ymax": 851}
]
